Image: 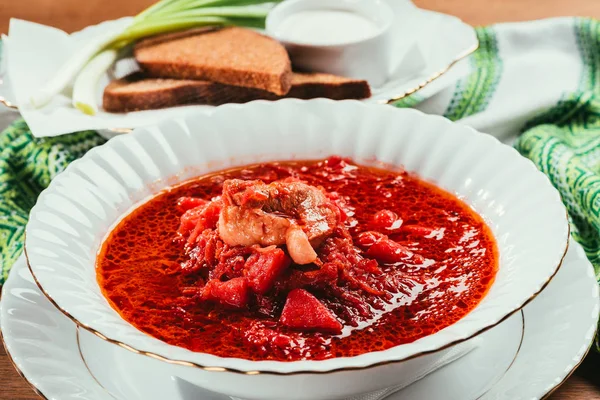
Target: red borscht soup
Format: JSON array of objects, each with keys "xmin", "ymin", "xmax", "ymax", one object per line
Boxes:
[{"xmin": 97, "ymin": 157, "xmax": 497, "ymax": 361}]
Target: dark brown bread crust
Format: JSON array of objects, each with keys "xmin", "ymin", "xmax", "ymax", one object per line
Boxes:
[
  {"xmin": 103, "ymin": 73, "xmax": 371, "ymax": 113},
  {"xmin": 102, "ymin": 74, "xmax": 268, "ymax": 112},
  {"xmin": 287, "ymin": 73, "xmax": 371, "ymax": 100},
  {"xmin": 134, "ymin": 27, "xmax": 292, "ymax": 95}
]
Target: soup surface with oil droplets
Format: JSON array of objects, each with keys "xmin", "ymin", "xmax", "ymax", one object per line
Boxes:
[{"xmin": 97, "ymin": 157, "xmax": 497, "ymax": 361}]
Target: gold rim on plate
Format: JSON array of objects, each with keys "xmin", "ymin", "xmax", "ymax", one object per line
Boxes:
[
  {"xmin": 0, "ymin": 329, "xmax": 50, "ymax": 400},
  {"xmin": 540, "ymin": 325, "xmax": 598, "ymax": 400},
  {"xmin": 75, "ymin": 327, "xmax": 120, "ymax": 400},
  {"xmin": 23, "ymin": 218, "xmax": 570, "ymax": 376},
  {"xmin": 0, "ymin": 96, "xmax": 17, "ymax": 110},
  {"xmin": 4, "ymin": 291, "xmax": 592, "ymax": 399},
  {"xmin": 0, "ymin": 77, "xmax": 17, "ymax": 110},
  {"xmin": 383, "ymin": 42, "xmax": 479, "ymax": 105},
  {"xmin": 74, "ymin": 311, "xmax": 527, "ymax": 399},
  {"xmin": 0, "ymin": 310, "xmax": 526, "ymax": 400}
]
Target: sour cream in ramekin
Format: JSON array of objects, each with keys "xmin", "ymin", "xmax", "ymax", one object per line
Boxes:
[
  {"xmin": 266, "ymin": 0, "xmax": 395, "ymax": 86},
  {"xmin": 273, "ymin": 9, "xmax": 383, "ymax": 45}
]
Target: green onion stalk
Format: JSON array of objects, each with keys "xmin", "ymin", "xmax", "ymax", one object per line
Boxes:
[{"xmin": 30, "ymin": 0, "xmax": 280, "ymax": 115}]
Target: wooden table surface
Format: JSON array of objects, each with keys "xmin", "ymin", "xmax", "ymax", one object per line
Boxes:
[{"xmin": 1, "ymin": 0, "xmax": 600, "ymax": 399}]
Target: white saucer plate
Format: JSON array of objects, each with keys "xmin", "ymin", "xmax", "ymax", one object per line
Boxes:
[{"xmin": 2, "ymin": 238, "xmax": 597, "ymax": 400}]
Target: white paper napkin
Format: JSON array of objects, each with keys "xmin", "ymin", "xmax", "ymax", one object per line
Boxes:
[{"xmin": 6, "ymin": 18, "xmax": 217, "ymax": 138}]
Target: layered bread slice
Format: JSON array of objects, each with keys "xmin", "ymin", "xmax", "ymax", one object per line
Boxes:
[
  {"xmin": 285, "ymin": 72, "xmax": 372, "ymax": 100},
  {"xmin": 134, "ymin": 27, "xmax": 292, "ymax": 96},
  {"xmin": 103, "ymin": 72, "xmax": 371, "ymax": 113}
]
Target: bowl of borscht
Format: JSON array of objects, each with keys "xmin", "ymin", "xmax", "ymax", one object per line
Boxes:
[{"xmin": 24, "ymin": 99, "xmax": 569, "ymax": 400}]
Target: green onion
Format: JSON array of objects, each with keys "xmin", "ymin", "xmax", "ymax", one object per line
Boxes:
[
  {"xmin": 72, "ymin": 49, "xmax": 118, "ymax": 115},
  {"xmin": 30, "ymin": 0, "xmax": 280, "ymax": 111},
  {"xmin": 30, "ymin": 28, "xmax": 129, "ymax": 108},
  {"xmin": 109, "ymin": 17, "xmax": 229, "ymax": 44}
]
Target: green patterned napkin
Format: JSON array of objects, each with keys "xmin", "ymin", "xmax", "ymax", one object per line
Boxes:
[
  {"xmin": 0, "ymin": 122, "xmax": 105, "ymax": 282},
  {"xmin": 0, "ymin": 18, "xmax": 599, "ymax": 345}
]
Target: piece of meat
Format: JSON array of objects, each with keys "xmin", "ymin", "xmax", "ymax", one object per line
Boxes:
[
  {"xmin": 280, "ymin": 289, "xmax": 342, "ymax": 334},
  {"xmin": 217, "ymin": 179, "xmax": 340, "ymax": 264},
  {"xmin": 268, "ymin": 179, "xmax": 339, "ymax": 244},
  {"xmin": 181, "ymin": 229, "xmax": 224, "ymax": 274},
  {"xmin": 185, "ymin": 201, "xmax": 223, "ymax": 245},
  {"xmin": 178, "ymin": 206, "xmax": 206, "ymax": 236},
  {"xmin": 285, "ymin": 226, "xmax": 318, "ymax": 265},
  {"xmin": 218, "ymin": 206, "xmax": 291, "ymax": 247},
  {"xmin": 178, "ymin": 199, "xmax": 222, "ymax": 240}
]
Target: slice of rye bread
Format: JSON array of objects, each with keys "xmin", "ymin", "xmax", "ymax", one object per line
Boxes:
[
  {"xmin": 103, "ymin": 72, "xmax": 371, "ymax": 113},
  {"xmin": 286, "ymin": 72, "xmax": 371, "ymax": 100},
  {"xmin": 134, "ymin": 27, "xmax": 292, "ymax": 96}
]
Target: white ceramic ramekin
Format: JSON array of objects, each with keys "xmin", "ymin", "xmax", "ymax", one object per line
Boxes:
[
  {"xmin": 24, "ymin": 99, "xmax": 569, "ymax": 400},
  {"xmin": 266, "ymin": 0, "xmax": 395, "ymax": 86}
]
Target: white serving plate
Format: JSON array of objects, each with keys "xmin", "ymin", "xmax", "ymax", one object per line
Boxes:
[
  {"xmin": 2, "ymin": 0, "xmax": 477, "ymax": 137},
  {"xmin": 2, "ymin": 238, "xmax": 597, "ymax": 400},
  {"xmin": 23, "ymin": 99, "xmax": 568, "ymax": 399}
]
